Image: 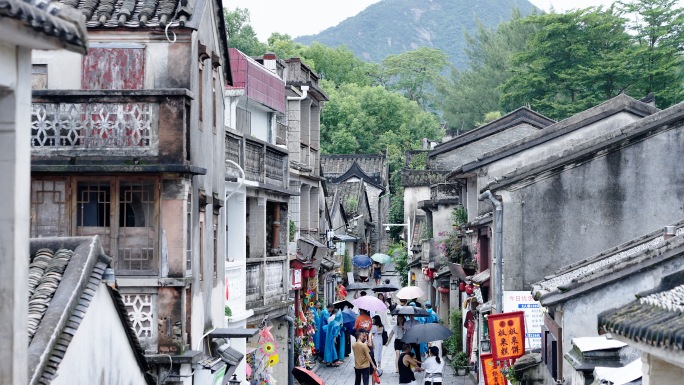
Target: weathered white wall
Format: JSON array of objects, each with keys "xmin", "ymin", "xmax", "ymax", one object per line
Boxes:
[
  {"xmin": 404, "ymin": 186, "xmax": 430, "ymax": 226},
  {"xmin": 32, "ymin": 49, "xmax": 82, "ymax": 89},
  {"xmin": 52, "ymin": 284, "xmax": 147, "ymax": 385},
  {"xmin": 645, "ymin": 355, "xmax": 684, "ymax": 385},
  {"xmin": 250, "ymin": 107, "xmax": 270, "ymax": 142},
  {"xmin": 0, "ymin": 42, "xmax": 31, "ymax": 385}
]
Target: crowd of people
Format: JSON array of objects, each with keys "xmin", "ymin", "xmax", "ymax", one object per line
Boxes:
[{"xmin": 310, "ymin": 275, "xmax": 445, "ymax": 385}]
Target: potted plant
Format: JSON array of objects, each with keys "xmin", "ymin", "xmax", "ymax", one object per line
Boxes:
[{"xmin": 451, "ymin": 352, "xmax": 470, "ymax": 376}]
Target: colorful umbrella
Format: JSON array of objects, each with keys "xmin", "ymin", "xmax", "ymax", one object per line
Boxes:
[
  {"xmin": 371, "ymin": 253, "xmax": 392, "ymax": 264},
  {"xmin": 342, "ymin": 309, "xmax": 357, "ymax": 332},
  {"xmin": 352, "ymin": 254, "xmax": 373, "ymax": 268},
  {"xmin": 396, "ymin": 285, "xmax": 425, "ymax": 300},
  {"xmin": 402, "ymin": 323, "xmax": 453, "ymax": 344},
  {"xmin": 353, "ymin": 295, "xmax": 388, "ymax": 312}
]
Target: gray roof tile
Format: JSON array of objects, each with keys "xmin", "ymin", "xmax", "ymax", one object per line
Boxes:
[{"xmin": 0, "ymin": 0, "xmax": 88, "ymax": 53}]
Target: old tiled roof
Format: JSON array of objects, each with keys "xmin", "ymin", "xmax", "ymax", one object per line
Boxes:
[
  {"xmin": 599, "ymin": 278, "xmax": 684, "ymax": 351},
  {"xmin": 531, "ymin": 221, "xmax": 684, "ymax": 306},
  {"xmin": 401, "ymin": 169, "xmax": 449, "ymax": 187},
  {"xmin": 0, "ymin": 0, "xmax": 88, "ymax": 53},
  {"xmin": 27, "ymin": 237, "xmax": 154, "ymax": 385},
  {"xmin": 321, "ymin": 154, "xmax": 386, "ymax": 180},
  {"xmin": 336, "ymin": 180, "xmax": 364, "ymax": 217},
  {"xmin": 59, "ymin": 0, "xmax": 191, "ymax": 28},
  {"xmin": 326, "ymin": 161, "xmax": 385, "ymax": 190},
  {"xmin": 483, "ymin": 97, "xmax": 677, "ymax": 192},
  {"xmin": 431, "ymin": 106, "xmax": 555, "ymax": 157},
  {"xmin": 457, "ymin": 94, "xmax": 660, "ymax": 180}
]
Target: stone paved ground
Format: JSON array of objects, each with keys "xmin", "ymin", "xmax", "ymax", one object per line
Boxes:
[{"xmin": 312, "ymin": 264, "xmax": 473, "ymax": 385}]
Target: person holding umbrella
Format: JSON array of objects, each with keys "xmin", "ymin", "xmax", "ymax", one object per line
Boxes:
[{"xmin": 404, "ymin": 314, "xmax": 422, "ymax": 359}]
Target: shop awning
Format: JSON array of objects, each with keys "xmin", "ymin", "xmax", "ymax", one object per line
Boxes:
[
  {"xmin": 471, "ymin": 269, "xmax": 490, "ymax": 284},
  {"xmin": 298, "ymin": 236, "xmax": 328, "ymax": 261},
  {"xmin": 333, "ymin": 234, "xmax": 357, "ymax": 242}
]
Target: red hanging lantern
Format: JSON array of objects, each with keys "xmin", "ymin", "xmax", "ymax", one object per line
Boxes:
[
  {"xmin": 438, "ymin": 287, "xmax": 450, "ymax": 294},
  {"xmin": 459, "ymin": 281, "xmax": 467, "ymax": 292},
  {"xmin": 466, "ymin": 284, "xmax": 474, "ymax": 295}
]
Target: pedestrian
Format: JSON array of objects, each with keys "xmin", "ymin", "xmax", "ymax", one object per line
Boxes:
[
  {"xmin": 424, "ymin": 301, "xmax": 439, "ymax": 323},
  {"xmin": 370, "ymin": 315, "xmax": 384, "ymax": 376},
  {"xmin": 367, "ymin": 327, "xmax": 378, "ymax": 384},
  {"xmin": 403, "ymin": 315, "xmax": 421, "ymax": 358},
  {"xmin": 372, "ymin": 262, "xmax": 382, "ymax": 285},
  {"xmin": 359, "ymin": 265, "xmax": 370, "ymax": 283},
  {"xmin": 398, "ymin": 343, "xmax": 423, "ymax": 385},
  {"xmin": 354, "ymin": 309, "xmax": 372, "ymax": 335},
  {"xmin": 393, "ymin": 315, "xmax": 406, "ymax": 371},
  {"xmin": 421, "ymin": 346, "xmax": 444, "ymax": 385},
  {"xmin": 352, "ymin": 329, "xmax": 377, "ymax": 385}
]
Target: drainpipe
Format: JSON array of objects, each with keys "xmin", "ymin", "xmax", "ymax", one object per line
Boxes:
[
  {"xmin": 286, "ymin": 86, "xmax": 309, "ymax": 101},
  {"xmin": 479, "ymin": 190, "xmax": 503, "ymax": 313},
  {"xmin": 278, "ymin": 314, "xmax": 295, "ymax": 385}
]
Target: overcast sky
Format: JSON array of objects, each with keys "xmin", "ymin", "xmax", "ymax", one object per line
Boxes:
[{"xmin": 224, "ymin": 0, "xmax": 620, "ymax": 41}]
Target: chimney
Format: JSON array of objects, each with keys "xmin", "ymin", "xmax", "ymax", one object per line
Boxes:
[
  {"xmin": 664, "ymin": 226, "xmax": 677, "ymax": 240},
  {"xmin": 263, "ymin": 52, "xmax": 277, "ymax": 74}
]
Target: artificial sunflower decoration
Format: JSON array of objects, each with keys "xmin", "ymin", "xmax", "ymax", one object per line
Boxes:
[
  {"xmin": 268, "ymin": 354, "xmax": 280, "ymax": 367},
  {"xmin": 261, "ymin": 341, "xmax": 276, "ymax": 356}
]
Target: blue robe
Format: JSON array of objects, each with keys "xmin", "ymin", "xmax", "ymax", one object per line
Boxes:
[
  {"xmin": 318, "ymin": 309, "xmax": 330, "ymax": 358},
  {"xmin": 312, "ymin": 309, "xmax": 321, "ymax": 352},
  {"xmin": 336, "ymin": 312, "xmax": 346, "ymax": 359},
  {"xmin": 324, "ymin": 315, "xmax": 341, "ymax": 363}
]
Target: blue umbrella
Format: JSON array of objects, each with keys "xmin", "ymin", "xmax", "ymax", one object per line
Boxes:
[
  {"xmin": 342, "ymin": 309, "xmax": 357, "ymax": 333},
  {"xmin": 352, "ymin": 254, "xmax": 372, "ymax": 268}
]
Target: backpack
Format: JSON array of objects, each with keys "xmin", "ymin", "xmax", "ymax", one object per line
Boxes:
[{"xmin": 382, "ymin": 329, "xmax": 388, "ymax": 346}]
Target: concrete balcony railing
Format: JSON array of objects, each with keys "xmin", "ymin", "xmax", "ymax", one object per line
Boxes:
[
  {"xmin": 31, "ymin": 89, "xmax": 192, "ymax": 162},
  {"xmin": 226, "ymin": 131, "xmax": 289, "ymax": 190},
  {"xmin": 246, "ymin": 259, "xmax": 287, "ymax": 309}
]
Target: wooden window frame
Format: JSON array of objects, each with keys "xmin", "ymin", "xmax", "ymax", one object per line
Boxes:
[{"xmin": 69, "ymin": 176, "xmax": 160, "ymax": 276}]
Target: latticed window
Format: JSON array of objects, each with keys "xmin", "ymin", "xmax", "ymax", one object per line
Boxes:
[{"xmin": 32, "ymin": 176, "xmax": 159, "ymax": 275}]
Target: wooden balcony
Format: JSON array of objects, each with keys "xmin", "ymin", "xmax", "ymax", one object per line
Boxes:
[{"xmin": 31, "ymin": 89, "xmax": 192, "ymax": 165}]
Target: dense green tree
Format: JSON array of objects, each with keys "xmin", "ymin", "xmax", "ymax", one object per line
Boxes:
[
  {"xmin": 617, "ymin": 0, "xmax": 684, "ymax": 108},
  {"xmin": 437, "ymin": 10, "xmax": 535, "ymax": 130},
  {"xmin": 381, "ymin": 47, "xmax": 451, "ymax": 111},
  {"xmin": 223, "ymin": 8, "xmax": 268, "ymax": 56},
  {"xmin": 501, "ymin": 7, "xmax": 635, "ymax": 120},
  {"xmin": 301, "ymin": 43, "xmax": 378, "ymax": 87}
]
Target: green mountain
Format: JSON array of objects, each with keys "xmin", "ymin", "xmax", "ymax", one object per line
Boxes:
[{"xmin": 295, "ymin": 0, "xmax": 538, "ymax": 69}]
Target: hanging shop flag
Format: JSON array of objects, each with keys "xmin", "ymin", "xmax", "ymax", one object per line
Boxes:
[
  {"xmin": 481, "ymin": 353, "xmax": 507, "ymax": 385},
  {"xmin": 487, "ymin": 311, "xmax": 525, "ymax": 361}
]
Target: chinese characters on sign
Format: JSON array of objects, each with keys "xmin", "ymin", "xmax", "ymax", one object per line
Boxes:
[
  {"xmin": 481, "ymin": 353, "xmax": 507, "ymax": 385},
  {"xmin": 503, "ymin": 291, "xmax": 544, "ymax": 350},
  {"xmin": 487, "ymin": 311, "xmax": 525, "ymax": 361}
]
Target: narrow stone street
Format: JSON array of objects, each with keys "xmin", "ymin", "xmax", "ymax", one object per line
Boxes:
[{"xmin": 313, "ymin": 264, "xmax": 471, "ymax": 385}]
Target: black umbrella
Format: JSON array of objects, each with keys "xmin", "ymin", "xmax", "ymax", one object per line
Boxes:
[
  {"xmin": 346, "ymin": 282, "xmax": 371, "ymax": 291},
  {"xmin": 371, "ymin": 283, "xmax": 400, "ymax": 293},
  {"xmin": 391, "ymin": 305, "xmax": 430, "ymax": 317},
  {"xmin": 333, "ymin": 299, "xmax": 354, "ymax": 310},
  {"xmin": 402, "ymin": 323, "xmax": 453, "ymax": 344}
]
